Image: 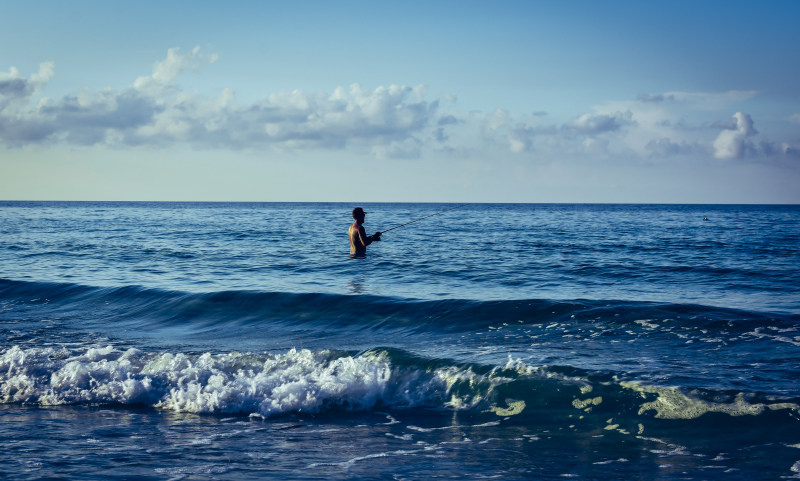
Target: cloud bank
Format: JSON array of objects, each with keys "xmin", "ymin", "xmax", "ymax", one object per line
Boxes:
[
  {"xmin": 1, "ymin": 47, "xmax": 797, "ymax": 163},
  {"xmin": 0, "ymin": 48, "xmax": 439, "ymax": 158},
  {"xmin": 481, "ymin": 90, "xmax": 798, "ymax": 162}
]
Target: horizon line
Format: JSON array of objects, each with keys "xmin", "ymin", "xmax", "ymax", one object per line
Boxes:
[{"xmin": 2, "ymin": 200, "xmax": 799, "ymax": 206}]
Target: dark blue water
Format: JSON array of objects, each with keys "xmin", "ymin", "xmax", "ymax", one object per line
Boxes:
[{"xmin": 2, "ymin": 202, "xmax": 799, "ymax": 480}]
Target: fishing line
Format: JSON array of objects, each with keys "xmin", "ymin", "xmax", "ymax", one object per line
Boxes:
[{"xmin": 379, "ymin": 204, "xmax": 466, "ymax": 235}]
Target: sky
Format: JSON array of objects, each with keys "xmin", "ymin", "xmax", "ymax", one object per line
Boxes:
[{"xmin": 1, "ymin": 0, "xmax": 799, "ymax": 203}]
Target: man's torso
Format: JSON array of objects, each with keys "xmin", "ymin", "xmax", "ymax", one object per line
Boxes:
[{"xmin": 349, "ymin": 222, "xmax": 366, "ymax": 254}]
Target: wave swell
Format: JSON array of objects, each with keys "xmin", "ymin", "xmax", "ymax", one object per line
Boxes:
[
  {"xmin": 2, "ymin": 344, "xmax": 797, "ymax": 431},
  {"xmin": 2, "ymin": 278, "xmax": 795, "ymax": 336}
]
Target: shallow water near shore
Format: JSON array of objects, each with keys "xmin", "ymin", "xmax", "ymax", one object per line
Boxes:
[{"xmin": 2, "ymin": 202, "xmax": 799, "ymax": 480}]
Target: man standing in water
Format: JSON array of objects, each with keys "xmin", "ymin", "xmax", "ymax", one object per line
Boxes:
[{"xmin": 349, "ymin": 207, "xmax": 381, "ymax": 255}]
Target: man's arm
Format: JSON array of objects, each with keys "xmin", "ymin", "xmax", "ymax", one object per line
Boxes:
[{"xmin": 358, "ymin": 225, "xmax": 375, "ymax": 246}]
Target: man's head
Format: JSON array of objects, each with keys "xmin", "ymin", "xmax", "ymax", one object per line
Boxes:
[{"xmin": 352, "ymin": 207, "xmax": 366, "ymax": 222}]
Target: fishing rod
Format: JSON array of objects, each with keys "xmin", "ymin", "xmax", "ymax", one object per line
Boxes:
[{"xmin": 378, "ymin": 204, "xmax": 466, "ymax": 235}]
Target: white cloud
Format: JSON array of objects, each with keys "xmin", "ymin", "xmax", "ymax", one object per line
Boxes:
[
  {"xmin": 482, "ymin": 109, "xmax": 509, "ymax": 138},
  {"xmin": 134, "ymin": 46, "xmax": 218, "ymax": 91},
  {"xmin": 0, "ymin": 61, "xmax": 54, "ymax": 110},
  {"xmin": 508, "ymin": 125, "xmax": 533, "ymax": 153},
  {"xmin": 480, "ymin": 110, "xmax": 635, "ymax": 157},
  {"xmin": 231, "ymin": 83, "xmax": 435, "ymax": 151},
  {"xmin": 477, "ymin": 90, "xmax": 797, "ymax": 164},
  {"xmin": 31, "ymin": 62, "xmax": 56, "ymax": 84},
  {"xmin": 713, "ymin": 112, "xmax": 756, "ymax": 160},
  {"xmin": 0, "ymin": 48, "xmax": 439, "ymax": 157},
  {"xmin": 565, "ymin": 111, "xmax": 634, "ymax": 134},
  {"xmin": 1, "ymin": 53, "xmax": 796, "ymax": 166},
  {"xmin": 586, "ymin": 92, "xmax": 800, "ymax": 162}
]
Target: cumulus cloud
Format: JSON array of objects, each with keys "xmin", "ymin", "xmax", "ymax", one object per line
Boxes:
[
  {"xmin": 466, "ymin": 92, "xmax": 793, "ymax": 163},
  {"xmin": 478, "ymin": 89, "xmax": 793, "ymax": 163},
  {"xmin": 1, "ymin": 53, "xmax": 796, "ymax": 165},
  {"xmin": 482, "ymin": 109, "xmax": 509, "ymax": 138},
  {"xmin": 0, "ymin": 62, "xmax": 54, "ymax": 110},
  {"xmin": 133, "ymin": 46, "xmax": 219, "ymax": 92},
  {"xmin": 508, "ymin": 124, "xmax": 535, "ymax": 153},
  {"xmin": 593, "ymin": 91, "xmax": 800, "ymax": 163},
  {"xmin": 713, "ymin": 112, "xmax": 757, "ymax": 160},
  {"xmin": 565, "ymin": 111, "xmax": 634, "ymax": 134},
  {"xmin": 233, "ymin": 83, "xmax": 435, "ymax": 151},
  {"xmin": 481, "ymin": 110, "xmax": 635, "ymax": 156},
  {"xmin": 0, "ymin": 48, "xmax": 439, "ymax": 157}
]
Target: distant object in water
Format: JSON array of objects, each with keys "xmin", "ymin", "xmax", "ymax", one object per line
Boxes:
[{"xmin": 703, "ymin": 217, "xmax": 710, "ymax": 221}]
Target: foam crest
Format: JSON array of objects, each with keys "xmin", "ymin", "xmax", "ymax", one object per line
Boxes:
[
  {"xmin": 0, "ymin": 345, "xmax": 506, "ymax": 416},
  {"xmin": 5, "ymin": 344, "xmax": 798, "ymax": 425},
  {"xmin": 621, "ymin": 381, "xmax": 800, "ymax": 419},
  {"xmin": 153, "ymin": 349, "xmax": 396, "ymax": 415}
]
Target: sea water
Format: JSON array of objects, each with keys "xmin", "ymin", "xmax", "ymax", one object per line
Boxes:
[{"xmin": 1, "ymin": 202, "xmax": 799, "ymax": 480}]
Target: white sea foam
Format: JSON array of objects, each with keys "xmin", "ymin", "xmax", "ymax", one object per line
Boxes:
[
  {"xmin": 621, "ymin": 381, "xmax": 800, "ymax": 419},
  {"xmin": 0, "ymin": 345, "xmax": 504, "ymax": 417}
]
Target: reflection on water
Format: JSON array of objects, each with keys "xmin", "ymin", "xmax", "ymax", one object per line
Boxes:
[{"xmin": 348, "ymin": 277, "xmax": 366, "ymax": 294}]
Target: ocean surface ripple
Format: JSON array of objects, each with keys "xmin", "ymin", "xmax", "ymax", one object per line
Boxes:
[{"xmin": 2, "ymin": 202, "xmax": 799, "ymax": 480}]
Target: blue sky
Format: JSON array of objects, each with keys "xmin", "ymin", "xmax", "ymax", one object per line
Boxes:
[{"xmin": 1, "ymin": 0, "xmax": 798, "ymax": 202}]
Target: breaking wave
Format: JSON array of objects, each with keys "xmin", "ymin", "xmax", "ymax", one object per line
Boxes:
[{"xmin": 2, "ymin": 344, "xmax": 797, "ymax": 431}]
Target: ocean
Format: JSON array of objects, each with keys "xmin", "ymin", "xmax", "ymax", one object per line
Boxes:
[{"xmin": 1, "ymin": 201, "xmax": 799, "ymax": 480}]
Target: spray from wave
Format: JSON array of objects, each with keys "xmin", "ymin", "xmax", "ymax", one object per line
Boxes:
[{"xmin": 2, "ymin": 344, "xmax": 797, "ymax": 432}]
